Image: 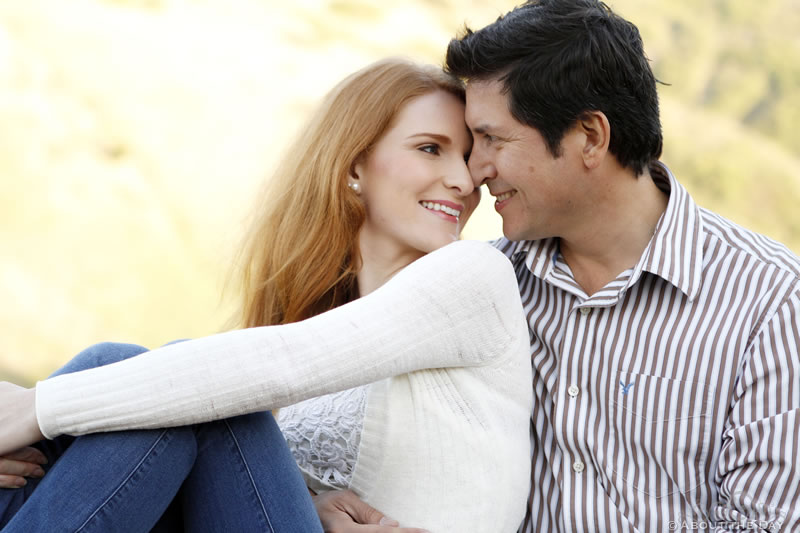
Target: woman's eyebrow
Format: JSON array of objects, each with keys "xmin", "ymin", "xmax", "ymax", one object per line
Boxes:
[{"xmin": 405, "ymin": 132, "xmax": 452, "ymax": 143}]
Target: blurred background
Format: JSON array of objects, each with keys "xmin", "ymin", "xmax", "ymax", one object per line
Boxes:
[{"xmin": 1, "ymin": 0, "xmax": 798, "ymax": 384}]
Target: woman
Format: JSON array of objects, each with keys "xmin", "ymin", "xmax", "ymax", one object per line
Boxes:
[{"xmin": 0, "ymin": 58, "xmax": 531, "ymax": 532}]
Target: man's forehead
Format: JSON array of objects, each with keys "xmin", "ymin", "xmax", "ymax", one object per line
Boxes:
[
  {"xmin": 465, "ymin": 79, "xmax": 509, "ymax": 126},
  {"xmin": 465, "ymin": 78, "xmax": 505, "ymax": 100}
]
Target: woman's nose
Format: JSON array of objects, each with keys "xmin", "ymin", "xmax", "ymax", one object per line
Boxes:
[{"xmin": 444, "ymin": 157, "xmax": 476, "ymax": 197}]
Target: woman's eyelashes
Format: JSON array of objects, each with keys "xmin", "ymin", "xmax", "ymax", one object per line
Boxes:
[
  {"xmin": 419, "ymin": 143, "xmax": 441, "ymax": 155},
  {"xmin": 418, "ymin": 142, "xmax": 471, "ymax": 162}
]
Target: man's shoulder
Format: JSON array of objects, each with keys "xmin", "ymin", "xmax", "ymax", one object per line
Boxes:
[
  {"xmin": 699, "ymin": 207, "xmax": 800, "ymax": 280},
  {"xmin": 488, "ymin": 237, "xmax": 524, "ymax": 259}
]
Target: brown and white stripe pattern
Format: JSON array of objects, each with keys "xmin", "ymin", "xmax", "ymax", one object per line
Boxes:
[{"xmin": 496, "ymin": 162, "xmax": 800, "ymax": 532}]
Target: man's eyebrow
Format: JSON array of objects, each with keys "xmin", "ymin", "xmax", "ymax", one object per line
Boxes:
[
  {"xmin": 472, "ymin": 124, "xmax": 491, "ymax": 135},
  {"xmin": 406, "ymin": 133, "xmax": 452, "ymax": 143}
]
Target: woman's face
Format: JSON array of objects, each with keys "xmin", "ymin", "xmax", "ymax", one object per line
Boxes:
[{"xmin": 353, "ymin": 90, "xmax": 478, "ymax": 263}]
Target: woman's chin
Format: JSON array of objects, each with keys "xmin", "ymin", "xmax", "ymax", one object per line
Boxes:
[{"xmin": 422, "ymin": 234, "xmax": 461, "ymax": 253}]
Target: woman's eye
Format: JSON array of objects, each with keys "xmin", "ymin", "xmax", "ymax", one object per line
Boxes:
[
  {"xmin": 485, "ymin": 134, "xmax": 496, "ymax": 144},
  {"xmin": 420, "ymin": 144, "xmax": 440, "ymax": 155}
]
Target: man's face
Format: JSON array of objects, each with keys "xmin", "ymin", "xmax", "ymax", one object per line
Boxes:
[{"xmin": 465, "ymin": 79, "xmax": 582, "ymax": 242}]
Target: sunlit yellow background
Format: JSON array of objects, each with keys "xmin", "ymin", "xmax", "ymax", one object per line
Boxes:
[{"xmin": 2, "ymin": 0, "xmax": 799, "ymax": 384}]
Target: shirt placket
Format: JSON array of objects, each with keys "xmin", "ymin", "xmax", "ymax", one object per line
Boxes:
[{"xmin": 552, "ymin": 297, "xmax": 597, "ymax": 533}]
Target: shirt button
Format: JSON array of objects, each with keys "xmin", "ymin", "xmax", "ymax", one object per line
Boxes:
[
  {"xmin": 573, "ymin": 460, "xmax": 585, "ymax": 473},
  {"xmin": 567, "ymin": 385, "xmax": 580, "ymax": 398},
  {"xmin": 579, "ymin": 307, "xmax": 591, "ymax": 316}
]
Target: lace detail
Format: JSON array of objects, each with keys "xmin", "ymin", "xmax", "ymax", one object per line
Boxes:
[{"xmin": 277, "ymin": 385, "xmax": 369, "ymax": 490}]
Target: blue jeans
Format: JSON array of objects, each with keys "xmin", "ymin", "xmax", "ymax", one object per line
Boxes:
[{"xmin": 0, "ymin": 342, "xmax": 323, "ymax": 533}]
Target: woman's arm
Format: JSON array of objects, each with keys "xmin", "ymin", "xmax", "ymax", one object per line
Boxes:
[
  {"xmin": 0, "ymin": 384, "xmax": 43, "ymax": 456},
  {"xmin": 33, "ymin": 240, "xmax": 524, "ymax": 439}
]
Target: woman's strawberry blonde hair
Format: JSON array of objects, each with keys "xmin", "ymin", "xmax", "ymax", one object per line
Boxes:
[{"xmin": 235, "ymin": 58, "xmax": 465, "ymax": 327}]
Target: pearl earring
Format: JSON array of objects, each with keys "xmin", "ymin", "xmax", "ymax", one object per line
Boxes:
[{"xmin": 348, "ymin": 182, "xmax": 361, "ymax": 193}]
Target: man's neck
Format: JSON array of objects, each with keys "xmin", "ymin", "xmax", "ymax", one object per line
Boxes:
[{"xmin": 559, "ymin": 166, "xmax": 669, "ymax": 297}]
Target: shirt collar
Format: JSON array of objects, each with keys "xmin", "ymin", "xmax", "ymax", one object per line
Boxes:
[
  {"xmin": 507, "ymin": 236, "xmax": 560, "ymax": 281},
  {"xmin": 510, "ymin": 161, "xmax": 704, "ymax": 301},
  {"xmin": 635, "ymin": 161, "xmax": 704, "ymax": 300}
]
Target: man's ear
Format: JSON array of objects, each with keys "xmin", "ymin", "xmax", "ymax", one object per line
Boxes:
[{"xmin": 577, "ymin": 111, "xmax": 610, "ymax": 170}]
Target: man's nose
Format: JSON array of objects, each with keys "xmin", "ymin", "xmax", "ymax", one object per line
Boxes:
[{"xmin": 467, "ymin": 148, "xmax": 497, "ymax": 187}]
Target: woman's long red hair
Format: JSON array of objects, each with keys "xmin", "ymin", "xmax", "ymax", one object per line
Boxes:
[{"xmin": 234, "ymin": 58, "xmax": 465, "ymax": 328}]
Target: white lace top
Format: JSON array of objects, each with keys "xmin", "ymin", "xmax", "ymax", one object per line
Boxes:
[{"xmin": 277, "ymin": 385, "xmax": 368, "ymax": 490}]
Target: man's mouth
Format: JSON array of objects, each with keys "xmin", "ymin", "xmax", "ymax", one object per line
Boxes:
[{"xmin": 494, "ymin": 190, "xmax": 517, "ymax": 204}]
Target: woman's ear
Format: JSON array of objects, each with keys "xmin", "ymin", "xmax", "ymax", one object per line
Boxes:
[
  {"xmin": 347, "ymin": 160, "xmax": 364, "ymax": 194},
  {"xmin": 577, "ymin": 111, "xmax": 610, "ymax": 170}
]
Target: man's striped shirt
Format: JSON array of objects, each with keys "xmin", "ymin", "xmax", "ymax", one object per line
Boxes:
[{"xmin": 497, "ymin": 162, "xmax": 800, "ymax": 532}]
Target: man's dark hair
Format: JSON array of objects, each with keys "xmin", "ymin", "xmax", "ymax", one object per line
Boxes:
[{"xmin": 445, "ymin": 0, "xmax": 662, "ymax": 175}]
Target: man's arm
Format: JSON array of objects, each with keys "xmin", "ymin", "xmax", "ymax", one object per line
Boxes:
[{"xmin": 713, "ymin": 287, "xmax": 800, "ymax": 531}]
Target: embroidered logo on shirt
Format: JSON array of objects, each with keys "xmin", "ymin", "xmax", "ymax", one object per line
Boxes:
[{"xmin": 619, "ymin": 381, "xmax": 635, "ymax": 395}]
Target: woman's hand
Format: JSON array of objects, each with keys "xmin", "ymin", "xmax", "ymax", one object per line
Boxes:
[
  {"xmin": 0, "ymin": 382, "xmax": 44, "ymax": 456},
  {"xmin": 0, "ymin": 447, "xmax": 47, "ymax": 488},
  {"xmin": 313, "ymin": 489, "xmax": 431, "ymax": 533}
]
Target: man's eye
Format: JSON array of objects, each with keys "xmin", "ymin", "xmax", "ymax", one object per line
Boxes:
[
  {"xmin": 420, "ymin": 144, "xmax": 440, "ymax": 155},
  {"xmin": 485, "ymin": 134, "xmax": 497, "ymax": 143}
]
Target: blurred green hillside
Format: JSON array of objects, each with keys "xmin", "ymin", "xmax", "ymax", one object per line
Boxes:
[
  {"xmin": 0, "ymin": 0, "xmax": 798, "ymax": 384},
  {"xmin": 620, "ymin": 0, "xmax": 800, "ymax": 249}
]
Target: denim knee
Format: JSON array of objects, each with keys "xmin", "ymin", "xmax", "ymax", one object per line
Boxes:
[{"xmin": 50, "ymin": 342, "xmax": 150, "ymax": 377}]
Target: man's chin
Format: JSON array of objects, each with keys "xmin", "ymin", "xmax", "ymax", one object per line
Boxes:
[
  {"xmin": 502, "ymin": 221, "xmax": 545, "ymax": 242},
  {"xmin": 501, "ymin": 222, "xmax": 526, "ymax": 242}
]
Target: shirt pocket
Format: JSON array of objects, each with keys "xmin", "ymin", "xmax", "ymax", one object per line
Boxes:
[{"xmin": 609, "ymin": 370, "xmax": 712, "ymax": 501}]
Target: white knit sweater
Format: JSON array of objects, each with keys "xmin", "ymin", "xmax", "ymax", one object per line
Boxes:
[{"xmin": 35, "ymin": 240, "xmax": 532, "ymax": 533}]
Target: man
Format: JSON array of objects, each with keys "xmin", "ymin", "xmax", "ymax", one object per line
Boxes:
[{"xmin": 317, "ymin": 0, "xmax": 800, "ymax": 531}]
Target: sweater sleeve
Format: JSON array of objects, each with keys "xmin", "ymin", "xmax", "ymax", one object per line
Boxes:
[{"xmin": 35, "ymin": 240, "xmax": 524, "ymax": 439}]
